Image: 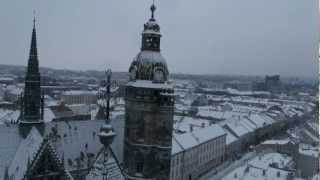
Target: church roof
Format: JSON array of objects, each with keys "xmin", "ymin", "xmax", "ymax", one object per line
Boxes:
[
  {"xmin": 8, "ymin": 127, "xmax": 43, "ymax": 180},
  {"xmin": 86, "ymin": 147, "xmax": 125, "ymax": 180},
  {"xmin": 0, "ymin": 117, "xmax": 124, "ymax": 179}
]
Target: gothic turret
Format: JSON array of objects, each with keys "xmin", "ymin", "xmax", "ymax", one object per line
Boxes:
[{"xmin": 20, "ymin": 16, "xmax": 43, "ymax": 124}]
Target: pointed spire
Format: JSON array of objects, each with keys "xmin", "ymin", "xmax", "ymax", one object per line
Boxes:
[
  {"xmin": 29, "ymin": 11, "xmax": 38, "ymax": 62},
  {"xmin": 33, "ymin": 10, "xmax": 36, "ymax": 29},
  {"xmin": 21, "ymin": 13, "xmax": 42, "ymax": 124}
]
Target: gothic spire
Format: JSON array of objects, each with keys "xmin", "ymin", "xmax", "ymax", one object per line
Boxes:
[
  {"xmin": 21, "ymin": 14, "xmax": 42, "ymax": 124},
  {"xmin": 28, "ymin": 13, "xmax": 39, "ymax": 73}
]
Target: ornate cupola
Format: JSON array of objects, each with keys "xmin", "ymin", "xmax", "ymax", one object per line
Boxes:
[
  {"xmin": 129, "ymin": 3, "xmax": 169, "ymax": 83},
  {"xmin": 20, "ymin": 16, "xmax": 44, "ymax": 125},
  {"xmin": 141, "ymin": 4, "xmax": 161, "ymax": 52}
]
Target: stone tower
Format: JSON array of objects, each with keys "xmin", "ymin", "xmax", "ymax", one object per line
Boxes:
[
  {"xmin": 123, "ymin": 3, "xmax": 174, "ymax": 180},
  {"xmin": 20, "ymin": 16, "xmax": 44, "ymax": 124}
]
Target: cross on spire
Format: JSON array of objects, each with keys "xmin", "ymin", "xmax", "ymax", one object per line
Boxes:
[{"xmin": 150, "ymin": 0, "xmax": 156, "ymax": 20}]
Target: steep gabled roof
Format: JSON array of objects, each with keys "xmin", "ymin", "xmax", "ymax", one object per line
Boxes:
[
  {"xmin": 28, "ymin": 138, "xmax": 73, "ymax": 180},
  {"xmin": 8, "ymin": 127, "xmax": 43, "ymax": 180},
  {"xmin": 86, "ymin": 147, "xmax": 125, "ymax": 180}
]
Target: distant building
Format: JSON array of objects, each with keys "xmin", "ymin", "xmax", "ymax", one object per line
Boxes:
[
  {"xmin": 0, "ymin": 77, "xmax": 14, "ymax": 85},
  {"xmin": 223, "ymin": 81, "xmax": 252, "ymax": 91},
  {"xmin": 61, "ymin": 90, "xmax": 97, "ymax": 104},
  {"xmin": 3, "ymin": 85, "xmax": 22, "ymax": 102},
  {"xmin": 252, "ymin": 81, "xmax": 266, "ymax": 91},
  {"xmin": 296, "ymin": 144, "xmax": 319, "ymax": 178},
  {"xmin": 265, "ymin": 75, "xmax": 281, "ymax": 94}
]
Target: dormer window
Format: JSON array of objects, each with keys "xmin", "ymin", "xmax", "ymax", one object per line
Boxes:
[
  {"xmin": 129, "ymin": 66, "xmax": 137, "ymax": 81},
  {"xmin": 153, "ymin": 69, "xmax": 164, "ymax": 83}
]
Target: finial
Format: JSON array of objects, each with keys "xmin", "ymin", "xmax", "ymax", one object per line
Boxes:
[
  {"xmin": 150, "ymin": 0, "xmax": 156, "ymax": 20},
  {"xmin": 33, "ymin": 10, "xmax": 36, "ymax": 28}
]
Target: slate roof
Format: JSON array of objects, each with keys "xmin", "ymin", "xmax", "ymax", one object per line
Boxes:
[
  {"xmin": 86, "ymin": 147, "xmax": 125, "ymax": 180},
  {"xmin": 8, "ymin": 127, "xmax": 43, "ymax": 180},
  {"xmin": 0, "ymin": 116, "xmax": 124, "ymax": 179}
]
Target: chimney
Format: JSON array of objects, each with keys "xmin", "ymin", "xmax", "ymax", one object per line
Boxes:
[
  {"xmin": 201, "ymin": 123, "xmax": 205, "ymax": 128},
  {"xmin": 190, "ymin": 124, "xmax": 193, "ymax": 132}
]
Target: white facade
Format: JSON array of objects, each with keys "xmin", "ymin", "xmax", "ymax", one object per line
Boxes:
[
  {"xmin": 61, "ymin": 90, "xmax": 97, "ymax": 105},
  {"xmin": 170, "ymin": 125, "xmax": 226, "ymax": 180}
]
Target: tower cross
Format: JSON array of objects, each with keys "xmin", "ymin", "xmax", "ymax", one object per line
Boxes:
[{"xmin": 151, "ymin": 0, "xmax": 156, "ymax": 20}]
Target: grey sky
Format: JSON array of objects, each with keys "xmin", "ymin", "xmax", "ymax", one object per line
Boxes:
[{"xmin": 0, "ymin": 0, "xmax": 318, "ymax": 77}]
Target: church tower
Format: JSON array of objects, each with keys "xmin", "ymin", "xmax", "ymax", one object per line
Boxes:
[
  {"xmin": 123, "ymin": 3, "xmax": 174, "ymax": 180},
  {"xmin": 20, "ymin": 16, "xmax": 44, "ymax": 124}
]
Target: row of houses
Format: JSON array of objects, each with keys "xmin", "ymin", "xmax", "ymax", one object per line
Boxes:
[
  {"xmin": 257, "ymin": 139, "xmax": 319, "ymax": 178},
  {"xmin": 171, "ymin": 124, "xmax": 226, "ymax": 180},
  {"xmin": 169, "ymin": 98, "xmax": 314, "ymax": 180}
]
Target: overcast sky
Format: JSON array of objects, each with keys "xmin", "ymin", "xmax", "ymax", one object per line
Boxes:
[{"xmin": 0, "ymin": 0, "xmax": 318, "ymax": 77}]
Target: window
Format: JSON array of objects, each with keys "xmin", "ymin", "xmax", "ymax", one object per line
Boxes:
[
  {"xmin": 136, "ymin": 154, "xmax": 144, "ymax": 173},
  {"xmin": 136, "ymin": 114, "xmax": 145, "ymax": 140},
  {"xmin": 154, "ymin": 69, "xmax": 164, "ymax": 82}
]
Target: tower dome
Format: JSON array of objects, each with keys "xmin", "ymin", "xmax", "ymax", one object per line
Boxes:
[{"xmin": 129, "ymin": 3, "xmax": 169, "ymax": 83}]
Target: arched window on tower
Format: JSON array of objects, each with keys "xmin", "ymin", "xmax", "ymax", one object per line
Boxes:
[
  {"xmin": 129, "ymin": 66, "xmax": 137, "ymax": 81},
  {"xmin": 136, "ymin": 113, "xmax": 145, "ymax": 141}
]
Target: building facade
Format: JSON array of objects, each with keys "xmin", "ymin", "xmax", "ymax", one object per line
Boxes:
[
  {"xmin": 123, "ymin": 4, "xmax": 175, "ymax": 180},
  {"xmin": 61, "ymin": 90, "xmax": 97, "ymax": 105},
  {"xmin": 265, "ymin": 75, "xmax": 281, "ymax": 94},
  {"xmin": 170, "ymin": 125, "xmax": 227, "ymax": 180}
]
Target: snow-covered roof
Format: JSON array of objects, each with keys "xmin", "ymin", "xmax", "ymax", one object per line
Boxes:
[
  {"xmin": 222, "ymin": 116, "xmax": 255, "ymax": 138},
  {"xmin": 174, "ymin": 116, "xmax": 211, "ymax": 133},
  {"xmin": 221, "ymin": 152, "xmax": 294, "ymax": 180},
  {"xmin": 172, "ymin": 124, "xmax": 226, "ymax": 155},
  {"xmin": 8, "ymin": 128, "xmax": 43, "ymax": 180},
  {"xmin": 262, "ymin": 139, "xmax": 291, "ymax": 145},
  {"xmin": 223, "ymin": 127, "xmax": 238, "ymax": 145},
  {"xmin": 0, "ymin": 77, "xmax": 14, "ymax": 82},
  {"xmin": 0, "ymin": 109, "xmax": 20, "ymax": 124},
  {"xmin": 192, "ymin": 124, "xmax": 226, "ymax": 144},
  {"xmin": 246, "ymin": 113, "xmax": 275, "ymax": 128},
  {"xmin": 0, "ymin": 117, "xmax": 127, "ymax": 179},
  {"xmin": 299, "ymin": 144, "xmax": 318, "ymax": 157},
  {"xmin": 171, "ymin": 136, "xmax": 184, "ymax": 155},
  {"xmin": 86, "ymin": 148, "xmax": 124, "ymax": 180},
  {"xmin": 67, "ymin": 104, "xmax": 91, "ymax": 115},
  {"xmin": 126, "ymin": 80, "xmax": 173, "ymax": 89},
  {"xmin": 62, "ymin": 90, "xmax": 97, "ymax": 96}
]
